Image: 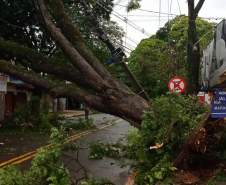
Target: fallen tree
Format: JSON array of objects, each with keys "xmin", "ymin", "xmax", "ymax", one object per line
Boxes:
[{"xmin": 0, "ymin": 0, "xmax": 149, "ymax": 125}]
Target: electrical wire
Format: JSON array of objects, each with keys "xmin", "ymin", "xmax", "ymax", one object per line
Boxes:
[
  {"xmin": 124, "ymin": 0, "xmax": 129, "ymax": 48},
  {"xmin": 170, "ymin": 0, "xmax": 173, "ymax": 14},
  {"xmin": 176, "ymin": 0, "xmax": 181, "ymax": 15},
  {"xmin": 125, "ymin": 35, "xmax": 139, "ymax": 45},
  {"xmin": 159, "ymin": 0, "xmax": 161, "ymax": 27},
  {"xmin": 114, "ymin": 3, "xmax": 178, "ymax": 16},
  {"xmin": 96, "ymin": 0, "xmax": 151, "ymax": 36},
  {"xmin": 114, "ymin": 3, "xmax": 226, "ymax": 21}
]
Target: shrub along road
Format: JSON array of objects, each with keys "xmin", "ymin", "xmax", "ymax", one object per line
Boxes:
[{"xmin": 0, "ymin": 113, "xmax": 134, "ymax": 184}]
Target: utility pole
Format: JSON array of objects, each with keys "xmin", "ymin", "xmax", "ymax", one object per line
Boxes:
[
  {"xmin": 81, "ymin": 1, "xmax": 150, "ymax": 101},
  {"xmin": 187, "ymin": 0, "xmax": 205, "ymax": 93}
]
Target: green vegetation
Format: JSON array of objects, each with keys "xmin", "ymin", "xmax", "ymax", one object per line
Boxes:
[
  {"xmin": 128, "ymin": 16, "xmax": 214, "ymax": 97},
  {"xmin": 0, "ymin": 128, "xmax": 70, "ymax": 185},
  {"xmin": 125, "ymin": 94, "xmax": 208, "ymax": 184},
  {"xmin": 89, "ymin": 142, "xmax": 122, "ymax": 160},
  {"xmin": 80, "ymin": 178, "xmax": 114, "ymax": 185},
  {"xmin": 4, "ymin": 96, "xmax": 53, "ymax": 131},
  {"xmin": 63, "ymin": 117, "xmax": 95, "ymax": 131},
  {"xmin": 3, "ymin": 95, "xmax": 96, "ymax": 133},
  {"xmin": 207, "ymin": 170, "xmax": 226, "ymax": 185},
  {"xmin": 87, "ymin": 94, "xmax": 209, "ymax": 184}
]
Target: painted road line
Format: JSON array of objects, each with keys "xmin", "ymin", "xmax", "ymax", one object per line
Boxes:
[
  {"xmin": 0, "ymin": 131, "xmax": 90, "ymax": 167},
  {"xmin": 12, "ymin": 154, "xmax": 36, "ymax": 165},
  {"xmin": 0, "ymin": 119, "xmax": 119, "ymax": 167},
  {"xmin": 0, "ymin": 151, "xmax": 36, "ymax": 168},
  {"xmin": 0, "ymin": 131, "xmax": 93, "ymax": 168}
]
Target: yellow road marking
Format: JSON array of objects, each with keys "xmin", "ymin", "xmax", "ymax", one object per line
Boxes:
[
  {"xmin": 0, "ymin": 119, "xmax": 118, "ymax": 168},
  {"xmin": 0, "ymin": 151, "xmax": 36, "ymax": 168},
  {"xmin": 12, "ymin": 154, "xmax": 36, "ymax": 165}
]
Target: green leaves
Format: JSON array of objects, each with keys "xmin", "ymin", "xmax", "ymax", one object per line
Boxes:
[
  {"xmin": 128, "ymin": 16, "xmax": 214, "ymax": 98},
  {"xmin": 127, "ymin": 0, "xmax": 141, "ymax": 12},
  {"xmin": 88, "ymin": 142, "xmax": 122, "ymax": 160},
  {"xmin": 126, "ymin": 94, "xmax": 208, "ymax": 184},
  {"xmin": 0, "ymin": 128, "xmax": 70, "ymax": 185}
]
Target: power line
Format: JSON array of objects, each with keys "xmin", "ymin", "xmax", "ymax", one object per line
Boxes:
[
  {"xmin": 126, "ymin": 18, "xmax": 172, "ymax": 22},
  {"xmin": 110, "ymin": 11, "xmax": 149, "ymax": 36},
  {"xmin": 124, "ymin": 0, "xmax": 129, "ymax": 49},
  {"xmin": 114, "ymin": 3, "xmax": 178, "ymax": 16},
  {"xmin": 114, "ymin": 40, "xmax": 134, "ymax": 52},
  {"xmin": 170, "ymin": 0, "xmax": 173, "ymax": 14},
  {"xmin": 125, "ymin": 35, "xmax": 139, "ymax": 45},
  {"xmin": 112, "ymin": 10, "xmax": 151, "ymax": 36},
  {"xmin": 96, "ymin": 1, "xmax": 151, "ymax": 37},
  {"xmin": 120, "ymin": 14, "xmax": 175, "ymax": 17},
  {"xmin": 176, "ymin": 0, "xmax": 181, "ymax": 15},
  {"xmin": 114, "ymin": 3, "xmax": 226, "ymax": 20},
  {"xmin": 159, "ymin": 0, "xmax": 161, "ymax": 27}
]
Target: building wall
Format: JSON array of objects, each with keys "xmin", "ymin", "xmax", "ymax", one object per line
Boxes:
[{"xmin": 0, "ymin": 93, "xmax": 5, "ymax": 122}]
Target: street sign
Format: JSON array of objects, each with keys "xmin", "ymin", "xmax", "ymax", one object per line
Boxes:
[
  {"xmin": 168, "ymin": 76, "xmax": 186, "ymax": 93},
  {"xmin": 197, "ymin": 91, "xmax": 211, "ymax": 104},
  {"xmin": 0, "ymin": 75, "xmax": 7, "ymax": 92},
  {"xmin": 211, "ymin": 89, "xmax": 226, "ymax": 118}
]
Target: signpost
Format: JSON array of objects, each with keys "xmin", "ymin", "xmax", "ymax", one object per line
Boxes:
[
  {"xmin": 211, "ymin": 89, "xmax": 226, "ymax": 118},
  {"xmin": 168, "ymin": 76, "xmax": 186, "ymax": 94}
]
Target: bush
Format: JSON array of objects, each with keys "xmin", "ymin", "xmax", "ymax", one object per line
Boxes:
[
  {"xmin": 80, "ymin": 178, "xmax": 114, "ymax": 185},
  {"xmin": 63, "ymin": 118, "xmax": 95, "ymax": 131},
  {"xmin": 88, "ymin": 142, "xmax": 122, "ymax": 160},
  {"xmin": 4, "ymin": 96, "xmax": 56, "ymax": 132},
  {"xmin": 207, "ymin": 170, "xmax": 226, "ymax": 185},
  {"xmin": 0, "ymin": 128, "xmax": 71, "ymax": 185},
  {"xmin": 126, "ymin": 94, "xmax": 208, "ymax": 184}
]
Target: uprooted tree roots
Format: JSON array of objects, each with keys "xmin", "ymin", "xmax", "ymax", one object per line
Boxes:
[{"xmin": 174, "ymin": 115, "xmax": 226, "ymax": 184}]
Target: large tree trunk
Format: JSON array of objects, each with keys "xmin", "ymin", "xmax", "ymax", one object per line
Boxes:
[{"xmin": 0, "ymin": 60, "xmax": 149, "ymax": 125}]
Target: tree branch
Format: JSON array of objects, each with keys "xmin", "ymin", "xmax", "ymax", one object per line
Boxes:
[
  {"xmin": 45, "ymin": 0, "xmax": 113, "ymax": 80},
  {"xmin": 0, "ymin": 60, "xmax": 108, "ymax": 111},
  {"xmin": 0, "ymin": 39, "xmax": 88, "ymax": 87},
  {"xmin": 36, "ymin": 0, "xmax": 108, "ymax": 92},
  {"xmin": 194, "ymin": 0, "xmax": 205, "ymax": 16}
]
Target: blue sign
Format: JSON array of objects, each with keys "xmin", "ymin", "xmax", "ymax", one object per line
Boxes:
[{"xmin": 211, "ymin": 89, "xmax": 226, "ymax": 118}]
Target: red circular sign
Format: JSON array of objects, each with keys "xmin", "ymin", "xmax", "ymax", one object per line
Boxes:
[{"xmin": 168, "ymin": 77, "xmax": 186, "ymax": 93}]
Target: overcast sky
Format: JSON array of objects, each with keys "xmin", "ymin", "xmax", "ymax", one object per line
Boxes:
[{"xmin": 110, "ymin": 0, "xmax": 226, "ymax": 53}]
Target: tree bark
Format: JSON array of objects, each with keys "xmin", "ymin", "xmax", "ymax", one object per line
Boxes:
[
  {"xmin": 0, "ymin": 0, "xmax": 150, "ymax": 125},
  {"xmin": 46, "ymin": 0, "xmax": 114, "ymax": 82},
  {"xmin": 0, "ymin": 39, "xmax": 93, "ymax": 88},
  {"xmin": 37, "ymin": 0, "xmax": 110, "ymax": 92},
  {"xmin": 0, "ymin": 59, "xmax": 148, "ymax": 124}
]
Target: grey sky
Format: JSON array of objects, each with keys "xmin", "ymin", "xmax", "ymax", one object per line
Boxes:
[{"xmin": 111, "ymin": 0, "xmax": 226, "ymax": 53}]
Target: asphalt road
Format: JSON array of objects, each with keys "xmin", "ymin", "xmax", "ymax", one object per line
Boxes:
[
  {"xmin": 0, "ymin": 113, "xmax": 135, "ymax": 185},
  {"xmin": 63, "ymin": 113, "xmax": 134, "ymax": 185}
]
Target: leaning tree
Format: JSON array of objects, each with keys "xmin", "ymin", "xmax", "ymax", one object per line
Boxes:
[{"xmin": 0, "ymin": 0, "xmax": 149, "ymax": 125}]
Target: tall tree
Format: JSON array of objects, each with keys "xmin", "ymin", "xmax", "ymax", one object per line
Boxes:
[
  {"xmin": 128, "ymin": 16, "xmax": 213, "ymax": 97},
  {"xmin": 187, "ymin": 0, "xmax": 205, "ymax": 93},
  {"xmin": 127, "ymin": 0, "xmax": 206, "ymax": 93}
]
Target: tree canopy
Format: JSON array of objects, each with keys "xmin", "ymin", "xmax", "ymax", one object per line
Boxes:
[{"xmin": 128, "ymin": 16, "xmax": 214, "ymax": 97}]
